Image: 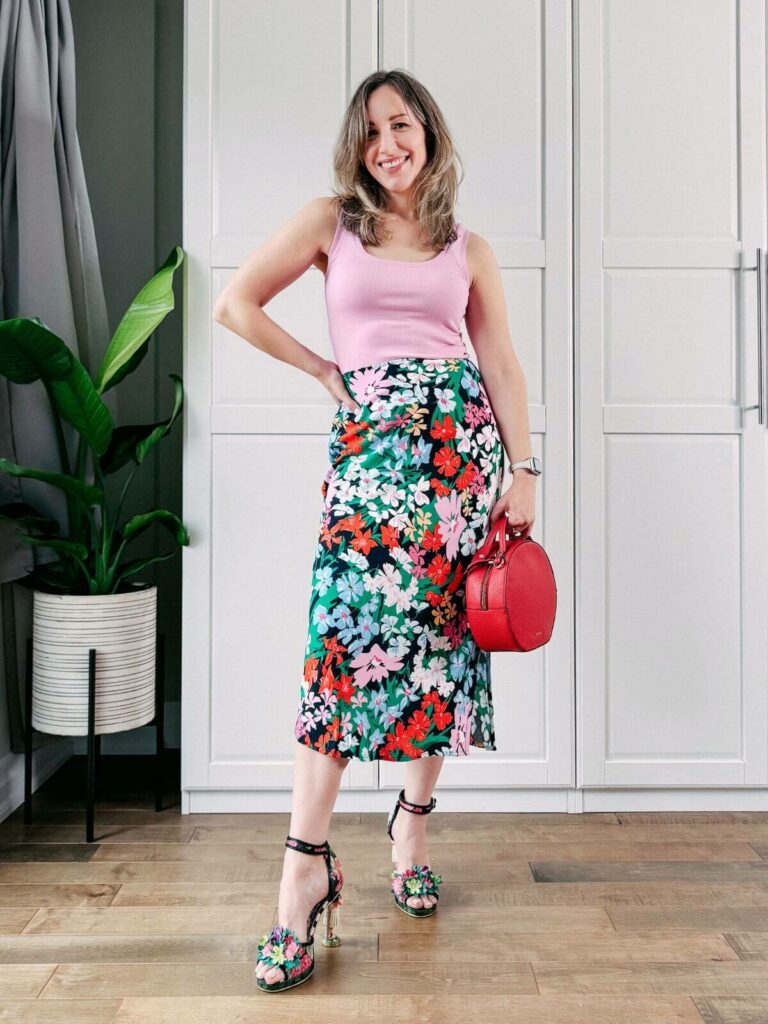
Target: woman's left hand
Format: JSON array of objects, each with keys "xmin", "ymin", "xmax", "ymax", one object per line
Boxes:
[{"xmin": 489, "ymin": 474, "xmax": 536, "ymax": 536}]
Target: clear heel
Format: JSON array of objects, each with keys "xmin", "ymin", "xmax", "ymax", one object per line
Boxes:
[{"xmin": 322, "ymin": 891, "xmax": 343, "ymax": 947}]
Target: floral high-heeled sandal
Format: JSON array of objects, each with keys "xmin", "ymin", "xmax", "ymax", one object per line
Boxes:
[
  {"xmin": 255, "ymin": 835, "xmax": 344, "ymax": 992},
  {"xmin": 386, "ymin": 788, "xmax": 443, "ymax": 918}
]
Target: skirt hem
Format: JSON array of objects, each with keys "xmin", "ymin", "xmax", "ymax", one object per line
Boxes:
[{"xmin": 295, "ymin": 734, "xmax": 497, "ymax": 761}]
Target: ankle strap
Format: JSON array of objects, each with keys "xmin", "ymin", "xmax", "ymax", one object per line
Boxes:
[
  {"xmin": 397, "ymin": 788, "xmax": 437, "ymax": 814},
  {"xmin": 285, "ymin": 835, "xmax": 330, "ymax": 855}
]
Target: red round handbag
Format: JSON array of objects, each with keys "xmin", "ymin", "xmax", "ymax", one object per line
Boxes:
[{"xmin": 465, "ymin": 516, "xmax": 557, "ymax": 652}]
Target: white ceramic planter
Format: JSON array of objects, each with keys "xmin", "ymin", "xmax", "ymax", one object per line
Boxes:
[{"xmin": 31, "ymin": 583, "xmax": 157, "ymax": 737}]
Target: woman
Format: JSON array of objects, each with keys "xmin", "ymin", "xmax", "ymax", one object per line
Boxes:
[{"xmin": 213, "ymin": 69, "xmax": 537, "ymax": 993}]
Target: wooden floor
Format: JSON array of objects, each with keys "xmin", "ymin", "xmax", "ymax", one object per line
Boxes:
[{"xmin": 1, "ymin": 757, "xmax": 768, "ymax": 1022}]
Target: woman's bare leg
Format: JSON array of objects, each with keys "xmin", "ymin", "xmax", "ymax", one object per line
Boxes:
[
  {"xmin": 389, "ymin": 755, "xmax": 444, "ymax": 910},
  {"xmin": 255, "ymin": 744, "xmax": 349, "ymax": 984}
]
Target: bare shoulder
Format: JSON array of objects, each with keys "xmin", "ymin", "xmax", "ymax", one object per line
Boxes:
[
  {"xmin": 465, "ymin": 230, "xmax": 498, "ymax": 290},
  {"xmin": 304, "ymin": 196, "xmax": 340, "ymax": 271}
]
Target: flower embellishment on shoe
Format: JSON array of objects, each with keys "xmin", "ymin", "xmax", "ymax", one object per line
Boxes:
[
  {"xmin": 390, "ymin": 863, "xmax": 443, "ymax": 917},
  {"xmin": 256, "ymin": 924, "xmax": 313, "ymax": 987}
]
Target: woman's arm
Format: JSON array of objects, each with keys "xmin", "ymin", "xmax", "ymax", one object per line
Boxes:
[
  {"xmin": 212, "ymin": 197, "xmax": 360, "ymax": 409},
  {"xmin": 464, "ymin": 231, "xmax": 536, "ymax": 530}
]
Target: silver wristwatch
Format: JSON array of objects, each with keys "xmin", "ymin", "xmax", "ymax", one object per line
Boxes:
[{"xmin": 507, "ymin": 456, "xmax": 542, "ymax": 476}]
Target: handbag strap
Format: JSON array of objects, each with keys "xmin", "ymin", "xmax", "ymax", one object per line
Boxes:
[{"xmin": 473, "ymin": 517, "xmax": 527, "ymax": 567}]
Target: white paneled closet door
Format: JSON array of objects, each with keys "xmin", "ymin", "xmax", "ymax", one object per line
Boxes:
[
  {"xmin": 377, "ymin": 0, "xmax": 574, "ymax": 795},
  {"xmin": 576, "ymin": 0, "xmax": 768, "ymax": 788}
]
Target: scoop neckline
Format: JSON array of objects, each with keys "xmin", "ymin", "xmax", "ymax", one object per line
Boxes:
[{"xmin": 353, "ymin": 223, "xmax": 460, "ymax": 265}]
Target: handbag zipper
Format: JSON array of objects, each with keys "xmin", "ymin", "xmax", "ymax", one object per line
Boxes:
[{"xmin": 480, "ymin": 562, "xmax": 493, "ymax": 610}]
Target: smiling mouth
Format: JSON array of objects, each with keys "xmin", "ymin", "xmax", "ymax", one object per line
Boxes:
[{"xmin": 379, "ymin": 155, "xmax": 409, "ymax": 170}]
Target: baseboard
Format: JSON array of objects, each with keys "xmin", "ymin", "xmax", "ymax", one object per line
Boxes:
[
  {"xmin": 0, "ymin": 737, "xmax": 74, "ymax": 825},
  {"xmin": 182, "ymin": 786, "xmax": 768, "ymax": 814}
]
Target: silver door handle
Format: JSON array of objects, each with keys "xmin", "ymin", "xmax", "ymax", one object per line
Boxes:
[
  {"xmin": 744, "ymin": 247, "xmax": 767, "ymax": 426},
  {"xmin": 759, "ymin": 247, "xmax": 766, "ymax": 426}
]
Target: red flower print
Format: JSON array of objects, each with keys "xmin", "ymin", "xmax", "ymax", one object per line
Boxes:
[
  {"xmin": 434, "ymin": 446, "xmax": 461, "ymax": 477},
  {"xmin": 338, "ymin": 421, "xmax": 369, "ymax": 454},
  {"xmin": 455, "ymin": 461, "xmax": 477, "ymax": 490},
  {"xmin": 322, "ymin": 636, "xmax": 348, "ymax": 663},
  {"xmin": 430, "ymin": 414, "xmax": 457, "ymax": 441},
  {"xmin": 408, "ymin": 709, "xmax": 431, "ymax": 739},
  {"xmin": 319, "ymin": 521, "xmax": 344, "ymax": 551},
  {"xmin": 391, "ymin": 721, "xmax": 422, "ymax": 757},
  {"xmin": 337, "ymin": 512, "xmax": 367, "ymax": 536},
  {"xmin": 351, "ymin": 529, "xmax": 378, "ymax": 555},
  {"xmin": 381, "ymin": 524, "xmax": 400, "ymax": 549},
  {"xmin": 430, "ymin": 476, "xmax": 452, "ymax": 496},
  {"xmin": 336, "ymin": 673, "xmax": 357, "ymax": 702},
  {"xmin": 425, "ymin": 589, "xmax": 443, "ymax": 607},
  {"xmin": 421, "ymin": 524, "xmax": 443, "ymax": 551},
  {"xmin": 433, "ymin": 700, "xmax": 453, "ymax": 730},
  {"xmin": 319, "ymin": 664, "xmax": 336, "ymax": 694},
  {"xmin": 303, "ymin": 655, "xmax": 319, "ymax": 682},
  {"xmin": 427, "ymin": 554, "xmax": 451, "ymax": 586}
]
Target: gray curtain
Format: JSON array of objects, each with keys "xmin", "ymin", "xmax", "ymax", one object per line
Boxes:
[{"xmin": 0, "ymin": 0, "xmax": 116, "ymax": 752}]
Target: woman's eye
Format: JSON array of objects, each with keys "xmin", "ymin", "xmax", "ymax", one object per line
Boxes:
[{"xmin": 368, "ymin": 123, "xmax": 409, "ymax": 137}]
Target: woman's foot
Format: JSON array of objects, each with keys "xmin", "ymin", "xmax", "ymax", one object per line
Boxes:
[
  {"xmin": 389, "ymin": 800, "xmax": 437, "ymax": 910},
  {"xmin": 254, "ymin": 847, "xmax": 331, "ymax": 986}
]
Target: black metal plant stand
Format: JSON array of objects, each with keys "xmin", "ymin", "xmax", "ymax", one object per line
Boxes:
[{"xmin": 23, "ymin": 632, "xmax": 166, "ymax": 842}]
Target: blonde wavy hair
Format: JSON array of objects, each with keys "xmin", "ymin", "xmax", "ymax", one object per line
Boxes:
[{"xmin": 330, "ymin": 69, "xmax": 465, "ymax": 252}]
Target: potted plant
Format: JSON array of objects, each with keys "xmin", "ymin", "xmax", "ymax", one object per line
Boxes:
[{"xmin": 0, "ymin": 247, "xmax": 188, "ymax": 736}]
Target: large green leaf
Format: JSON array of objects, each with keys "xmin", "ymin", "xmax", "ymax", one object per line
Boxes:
[
  {"xmin": 121, "ymin": 508, "xmax": 190, "ymax": 546},
  {"xmin": 135, "ymin": 374, "xmax": 184, "ymax": 464},
  {"xmin": 0, "ymin": 317, "xmax": 75, "ymax": 383},
  {"xmin": 99, "ymin": 374, "xmax": 184, "ymax": 474},
  {"xmin": 95, "ymin": 247, "xmax": 184, "ymax": 394},
  {"xmin": 49, "ymin": 358, "xmax": 114, "ymax": 456},
  {"xmin": 0, "ymin": 458, "xmax": 103, "ymax": 507}
]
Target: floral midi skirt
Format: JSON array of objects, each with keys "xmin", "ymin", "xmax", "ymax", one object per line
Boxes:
[{"xmin": 294, "ymin": 356, "xmax": 505, "ymax": 761}]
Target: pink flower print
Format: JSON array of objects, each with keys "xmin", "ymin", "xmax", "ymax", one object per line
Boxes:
[
  {"xmin": 348, "ymin": 365, "xmax": 393, "ymax": 406},
  {"xmin": 380, "ymin": 411, "xmax": 412, "ymax": 433},
  {"xmin": 450, "ymin": 703, "xmax": 471, "ymax": 754},
  {"xmin": 434, "ymin": 490, "xmax": 467, "ymax": 561},
  {"xmin": 349, "ymin": 643, "xmax": 404, "ymax": 686},
  {"xmin": 406, "ymin": 543, "xmax": 428, "ymax": 578},
  {"xmin": 463, "ymin": 402, "xmax": 485, "ymax": 429}
]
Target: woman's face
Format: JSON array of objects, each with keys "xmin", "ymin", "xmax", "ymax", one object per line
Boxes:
[{"xmin": 362, "ymin": 84, "xmax": 427, "ymax": 199}]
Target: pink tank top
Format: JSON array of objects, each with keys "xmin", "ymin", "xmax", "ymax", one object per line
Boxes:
[{"xmin": 324, "ymin": 215, "xmax": 471, "ymax": 374}]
